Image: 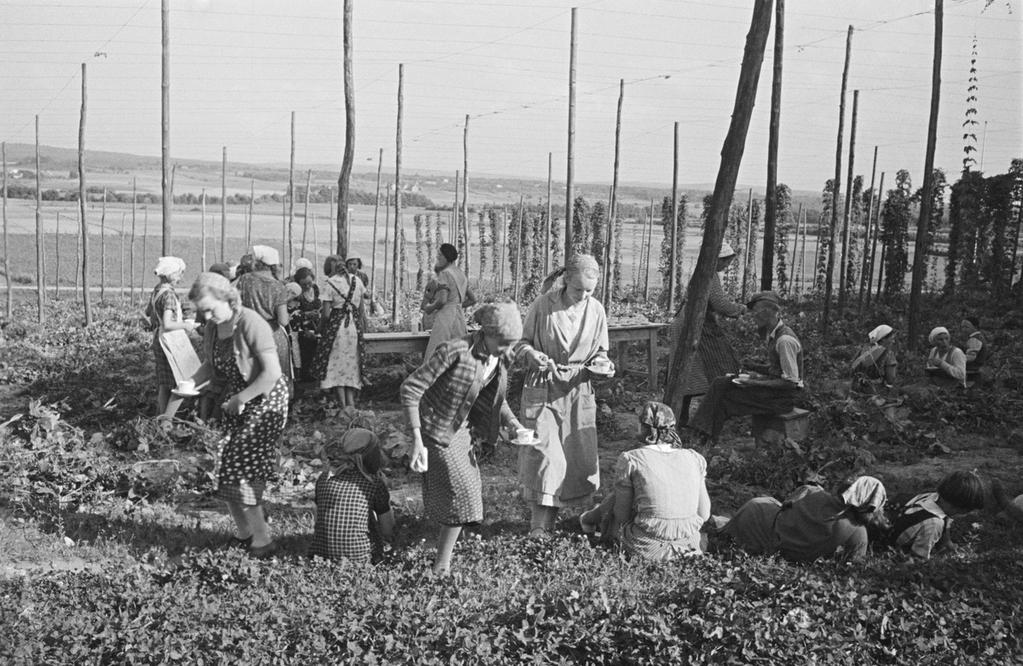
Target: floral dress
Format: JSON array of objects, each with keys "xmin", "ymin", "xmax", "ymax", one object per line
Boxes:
[
  {"xmin": 311, "ymin": 273, "xmax": 365, "ymax": 390},
  {"xmin": 212, "ymin": 336, "xmax": 290, "ymax": 506},
  {"xmin": 146, "ymin": 283, "xmax": 182, "ymax": 388}
]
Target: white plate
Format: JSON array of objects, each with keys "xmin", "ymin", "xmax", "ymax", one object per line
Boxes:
[
  {"xmin": 588, "ymin": 364, "xmax": 614, "ymax": 376},
  {"xmin": 171, "ymin": 388, "xmax": 202, "ymax": 397},
  {"xmin": 511, "ymin": 435, "xmax": 541, "ymax": 446}
]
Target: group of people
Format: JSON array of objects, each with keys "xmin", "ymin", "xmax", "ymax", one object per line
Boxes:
[{"xmin": 144, "ymin": 240, "xmax": 1013, "ymax": 571}]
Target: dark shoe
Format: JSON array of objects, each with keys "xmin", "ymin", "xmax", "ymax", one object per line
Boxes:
[
  {"xmin": 249, "ymin": 541, "xmax": 277, "ymax": 559},
  {"xmin": 229, "ymin": 535, "xmax": 253, "ymax": 549}
]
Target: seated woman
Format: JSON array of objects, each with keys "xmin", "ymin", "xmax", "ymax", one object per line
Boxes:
[
  {"xmin": 890, "ymin": 470, "xmax": 986, "ymax": 560},
  {"xmin": 925, "ymin": 326, "xmax": 967, "ymax": 388},
  {"xmin": 960, "ymin": 316, "xmax": 990, "ymax": 375},
  {"xmin": 850, "ymin": 324, "xmax": 898, "ymax": 394},
  {"xmin": 721, "ymin": 476, "xmax": 888, "ymax": 563},
  {"xmin": 578, "ymin": 402, "xmax": 711, "ymax": 561}
]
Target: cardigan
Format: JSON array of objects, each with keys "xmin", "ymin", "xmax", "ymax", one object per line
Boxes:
[{"xmin": 202, "ymin": 307, "xmax": 280, "ymax": 388}]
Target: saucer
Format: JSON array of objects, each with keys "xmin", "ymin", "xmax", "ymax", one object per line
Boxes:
[
  {"xmin": 588, "ymin": 363, "xmax": 614, "ymax": 376},
  {"xmin": 511, "ymin": 434, "xmax": 541, "ymax": 446},
  {"xmin": 172, "ymin": 388, "xmax": 202, "ymax": 398}
]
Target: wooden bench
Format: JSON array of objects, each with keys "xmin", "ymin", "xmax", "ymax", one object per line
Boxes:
[
  {"xmin": 363, "ymin": 322, "xmax": 666, "ymax": 389},
  {"xmin": 751, "ymin": 408, "xmax": 810, "ymax": 446}
]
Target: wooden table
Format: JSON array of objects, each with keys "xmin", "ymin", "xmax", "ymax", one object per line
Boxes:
[{"xmin": 364, "ymin": 322, "xmax": 667, "ymax": 389}]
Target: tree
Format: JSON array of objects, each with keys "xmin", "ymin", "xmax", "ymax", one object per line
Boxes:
[
  {"xmin": 881, "ymin": 170, "xmax": 913, "ymax": 299},
  {"xmin": 774, "ymin": 183, "xmax": 793, "ymax": 293},
  {"xmin": 843, "ymin": 175, "xmax": 864, "ymax": 292}
]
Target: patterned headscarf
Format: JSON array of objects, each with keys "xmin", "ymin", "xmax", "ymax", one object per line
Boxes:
[
  {"xmin": 868, "ymin": 324, "xmax": 893, "ymax": 344},
  {"xmin": 154, "ymin": 256, "xmax": 186, "ymax": 278},
  {"xmin": 638, "ymin": 401, "xmax": 683, "ymax": 449},
  {"xmin": 473, "ymin": 300, "xmax": 523, "ymax": 343},
  {"xmin": 840, "ymin": 476, "xmax": 887, "ymax": 513},
  {"xmin": 323, "ymin": 428, "xmax": 382, "ymax": 481},
  {"xmin": 928, "ymin": 326, "xmax": 949, "ymax": 344}
]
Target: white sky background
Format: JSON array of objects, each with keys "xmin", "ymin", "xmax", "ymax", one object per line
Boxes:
[{"xmin": 0, "ymin": 0, "xmax": 1019, "ymax": 192}]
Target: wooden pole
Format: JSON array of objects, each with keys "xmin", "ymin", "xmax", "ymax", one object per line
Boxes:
[
  {"xmin": 74, "ymin": 212, "xmax": 81, "ymax": 294},
  {"xmin": 453, "ymin": 170, "xmax": 460, "ymax": 251},
  {"xmin": 498, "ymin": 207, "xmax": 507, "ymax": 292},
  {"xmin": 664, "ymin": 0, "xmax": 773, "ymax": 418},
  {"xmin": 35, "ymin": 115, "xmax": 44, "ymax": 323},
  {"xmin": 100, "ymin": 188, "xmax": 106, "ymax": 303},
  {"xmin": 130, "ymin": 178, "xmax": 137, "ymax": 304},
  {"xmin": 907, "ymin": 0, "xmax": 943, "ymax": 349},
  {"xmin": 546, "ymin": 151, "xmax": 553, "ymax": 273},
  {"xmin": 515, "ymin": 194, "xmax": 525, "ymax": 301},
  {"xmin": 55, "ymin": 212, "xmax": 61, "ymax": 299},
  {"xmin": 337, "ymin": 0, "xmax": 355, "ymax": 257},
  {"xmin": 838, "ymin": 89, "xmax": 859, "ymax": 312},
  {"xmin": 742, "ymin": 188, "xmax": 754, "ymax": 302},
  {"xmin": 564, "ymin": 7, "xmax": 578, "ymax": 262},
  {"xmin": 822, "ymin": 25, "xmax": 853, "ymax": 332},
  {"xmin": 794, "ymin": 205, "xmax": 805, "ymax": 295},
  {"xmin": 370, "ymin": 148, "xmax": 383, "ymax": 301},
  {"xmin": 602, "ymin": 79, "xmax": 624, "ymax": 308},
  {"xmin": 288, "ymin": 110, "xmax": 296, "ymax": 273},
  {"xmin": 221, "ymin": 146, "xmax": 227, "ymax": 262},
  {"xmin": 311, "ymin": 212, "xmax": 318, "ymax": 274},
  {"xmin": 382, "ymin": 182, "xmax": 391, "ymax": 300},
  {"xmin": 668, "ymin": 121, "xmax": 680, "ymax": 313},
  {"xmin": 761, "ymin": 0, "xmax": 784, "ymax": 291},
  {"xmin": 789, "ymin": 202, "xmax": 802, "ymax": 293},
  {"xmin": 161, "ymin": 0, "xmax": 171, "ymax": 255},
  {"xmin": 142, "ymin": 207, "xmax": 149, "ymax": 299},
  {"xmin": 247, "ymin": 179, "xmax": 254, "ymax": 249},
  {"xmin": 643, "ymin": 198, "xmax": 654, "ymax": 300},
  {"xmin": 866, "ymin": 171, "xmax": 886, "ymax": 305},
  {"xmin": 281, "ymin": 191, "xmax": 286, "ymax": 255},
  {"xmin": 392, "ymin": 64, "xmax": 404, "ymax": 325},
  {"xmin": 1, "ymin": 142, "xmax": 8, "ymax": 318},
  {"xmin": 302, "ymin": 169, "xmax": 311, "ymax": 258},
  {"xmin": 462, "ymin": 114, "xmax": 471, "ymax": 277},
  {"xmin": 857, "ymin": 145, "xmax": 878, "ymax": 310},
  {"xmin": 119, "ymin": 213, "xmax": 126, "ymax": 304},
  {"xmin": 200, "ymin": 189, "xmax": 207, "ymax": 270},
  {"xmin": 329, "ymin": 186, "xmax": 335, "ymax": 252}
]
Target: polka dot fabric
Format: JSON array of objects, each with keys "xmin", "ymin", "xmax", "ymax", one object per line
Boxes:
[
  {"xmin": 212, "ymin": 336, "xmax": 290, "ymax": 506},
  {"xmin": 422, "ymin": 426, "xmax": 483, "ymax": 526}
]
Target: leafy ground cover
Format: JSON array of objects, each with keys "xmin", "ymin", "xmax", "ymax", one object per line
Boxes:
[{"xmin": 1, "ymin": 294, "xmax": 1022, "ymax": 663}]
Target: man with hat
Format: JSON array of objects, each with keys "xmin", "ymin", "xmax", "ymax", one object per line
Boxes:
[{"xmin": 688, "ymin": 291, "xmax": 803, "ymax": 442}]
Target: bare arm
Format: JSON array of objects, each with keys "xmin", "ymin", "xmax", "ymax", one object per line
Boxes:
[
  {"xmin": 235, "ymin": 348, "xmax": 281, "ymax": 403},
  {"xmin": 275, "ymin": 303, "xmax": 290, "ymax": 328}
]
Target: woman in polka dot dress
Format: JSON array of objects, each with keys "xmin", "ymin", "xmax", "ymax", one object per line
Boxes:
[{"xmin": 189, "ymin": 272, "xmax": 291, "ymax": 558}]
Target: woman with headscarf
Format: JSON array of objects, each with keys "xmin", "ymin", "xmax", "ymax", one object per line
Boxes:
[
  {"xmin": 401, "ymin": 300, "xmax": 527, "ymax": 574},
  {"xmin": 147, "ymin": 256, "xmax": 198, "ymax": 418},
  {"xmin": 851, "ymin": 324, "xmax": 898, "ymax": 393},
  {"xmin": 721, "ymin": 476, "xmax": 888, "ymax": 562},
  {"xmin": 310, "ymin": 428, "xmax": 394, "ymax": 564},
  {"xmin": 189, "ymin": 272, "xmax": 290, "ymax": 558},
  {"xmin": 422, "ymin": 243, "xmax": 469, "ymax": 359},
  {"xmin": 516, "ymin": 253, "xmax": 611, "ymax": 538},
  {"xmin": 925, "ymin": 326, "xmax": 967, "ymax": 388},
  {"xmin": 578, "ymin": 402, "xmax": 711, "ymax": 560},
  {"xmin": 235, "ymin": 245, "xmax": 293, "ymax": 383},
  {"xmin": 667, "ymin": 242, "xmax": 746, "ymax": 425},
  {"xmin": 311, "ymin": 255, "xmax": 367, "ymax": 408}
]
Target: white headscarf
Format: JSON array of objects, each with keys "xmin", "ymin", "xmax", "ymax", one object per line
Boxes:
[
  {"xmin": 928, "ymin": 326, "xmax": 949, "ymax": 345},
  {"xmin": 841, "ymin": 476, "xmax": 887, "ymax": 512},
  {"xmin": 153, "ymin": 256, "xmax": 185, "ymax": 278},
  {"xmin": 868, "ymin": 324, "xmax": 893, "ymax": 344},
  {"xmin": 294, "ymin": 257, "xmax": 313, "ymax": 271},
  {"xmin": 252, "ymin": 245, "xmax": 281, "ymax": 267}
]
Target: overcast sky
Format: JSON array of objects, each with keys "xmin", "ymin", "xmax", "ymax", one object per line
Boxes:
[{"xmin": 0, "ymin": 0, "xmax": 1019, "ymax": 192}]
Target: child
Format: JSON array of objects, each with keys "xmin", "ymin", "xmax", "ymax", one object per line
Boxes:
[
  {"xmin": 890, "ymin": 470, "xmax": 986, "ymax": 560},
  {"xmin": 310, "ymin": 428, "xmax": 394, "ymax": 564}
]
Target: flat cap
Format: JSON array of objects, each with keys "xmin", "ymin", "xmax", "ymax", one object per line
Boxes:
[{"xmin": 746, "ymin": 291, "xmax": 781, "ymax": 310}]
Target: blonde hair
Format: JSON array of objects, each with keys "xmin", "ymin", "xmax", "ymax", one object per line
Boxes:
[
  {"xmin": 188, "ymin": 272, "xmax": 242, "ymax": 313},
  {"xmin": 565, "ymin": 253, "xmax": 600, "ymax": 281}
]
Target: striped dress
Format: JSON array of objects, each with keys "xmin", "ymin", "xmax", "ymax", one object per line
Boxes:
[{"xmin": 671, "ymin": 274, "xmax": 743, "ymax": 397}]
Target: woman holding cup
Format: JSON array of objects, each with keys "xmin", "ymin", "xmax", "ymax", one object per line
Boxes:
[
  {"xmin": 400, "ymin": 300, "xmax": 528, "ymax": 574},
  {"xmin": 189, "ymin": 272, "xmax": 291, "ymax": 557},
  {"xmin": 516, "ymin": 254, "xmax": 612, "ymax": 538},
  {"xmin": 147, "ymin": 256, "xmax": 198, "ymax": 420}
]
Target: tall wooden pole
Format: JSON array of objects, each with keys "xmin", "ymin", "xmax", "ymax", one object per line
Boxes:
[
  {"xmin": 668, "ymin": 121, "xmax": 680, "ymax": 313},
  {"xmin": 74, "ymin": 212, "xmax": 81, "ymax": 294},
  {"xmin": 337, "ymin": 0, "xmax": 354, "ymax": 257},
  {"xmin": 200, "ymin": 189, "xmax": 207, "ymax": 270},
  {"xmin": 564, "ymin": 7, "xmax": 578, "ymax": 262},
  {"xmin": 35, "ymin": 116, "xmax": 44, "ymax": 323},
  {"xmin": 761, "ymin": 0, "xmax": 784, "ymax": 291},
  {"xmin": 643, "ymin": 198, "xmax": 654, "ymax": 300},
  {"xmin": 453, "ymin": 170, "xmax": 460, "ymax": 249},
  {"xmin": 907, "ymin": 0, "xmax": 943, "ymax": 350},
  {"xmin": 220, "ymin": 146, "xmax": 227, "ymax": 262},
  {"xmin": 55, "ymin": 212, "xmax": 61, "ymax": 299},
  {"xmin": 288, "ymin": 110, "xmax": 296, "ymax": 273},
  {"xmin": 130, "ymin": 178, "xmax": 137, "ymax": 304},
  {"xmin": 161, "ymin": 0, "xmax": 171, "ymax": 255},
  {"xmin": 789, "ymin": 202, "xmax": 802, "ymax": 293},
  {"xmin": 142, "ymin": 207, "xmax": 149, "ymax": 298},
  {"xmin": 838, "ymin": 89, "xmax": 859, "ymax": 312},
  {"xmin": 797, "ymin": 209, "xmax": 808, "ymax": 295},
  {"xmin": 392, "ymin": 64, "xmax": 404, "ymax": 324},
  {"xmin": 280, "ymin": 191, "xmax": 286, "ymax": 254},
  {"xmin": 462, "ymin": 114, "xmax": 472, "ymax": 277},
  {"xmin": 119, "ymin": 213, "xmax": 126, "ymax": 303},
  {"xmin": 546, "ymin": 151, "xmax": 553, "ymax": 273},
  {"xmin": 664, "ymin": 0, "xmax": 773, "ymax": 419},
  {"xmin": 515, "ymin": 194, "xmax": 525, "ymax": 301},
  {"xmin": 822, "ymin": 25, "xmax": 853, "ymax": 332},
  {"xmin": 498, "ymin": 208, "xmax": 507, "ymax": 292},
  {"xmin": 604, "ymin": 79, "xmax": 624, "ymax": 308},
  {"xmin": 100, "ymin": 188, "xmax": 107, "ymax": 303},
  {"xmin": 742, "ymin": 188, "xmax": 754, "ymax": 302},
  {"xmin": 311, "ymin": 212, "xmax": 318, "ymax": 274},
  {"xmin": 329, "ymin": 187, "xmax": 335, "ymax": 252},
  {"xmin": 302, "ymin": 169, "xmax": 311, "ymax": 257},
  {"xmin": 857, "ymin": 145, "xmax": 878, "ymax": 310},
  {"xmin": 382, "ymin": 182, "xmax": 391, "ymax": 300},
  {"xmin": 868, "ymin": 171, "xmax": 886, "ymax": 305},
  {"xmin": 1, "ymin": 142, "xmax": 9, "ymax": 318},
  {"xmin": 370, "ymin": 148, "xmax": 383, "ymax": 301},
  {"xmin": 246, "ymin": 180, "xmax": 254, "ymax": 249}
]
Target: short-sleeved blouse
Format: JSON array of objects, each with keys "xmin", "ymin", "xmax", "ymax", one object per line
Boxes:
[
  {"xmin": 236, "ymin": 271, "xmax": 289, "ymax": 323},
  {"xmin": 615, "ymin": 446, "xmax": 707, "ymax": 542},
  {"xmin": 322, "ymin": 273, "xmax": 365, "ymax": 310}
]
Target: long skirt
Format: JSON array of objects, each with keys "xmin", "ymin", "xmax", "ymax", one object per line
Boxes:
[
  {"xmin": 422, "ymin": 427, "xmax": 483, "ymax": 526},
  {"xmin": 675, "ymin": 318, "xmax": 739, "ymax": 397},
  {"xmin": 722, "ymin": 497, "xmax": 782, "ymax": 555},
  {"xmin": 311, "ymin": 309, "xmax": 362, "ymax": 390},
  {"xmin": 425, "ymin": 303, "xmax": 466, "ymax": 360}
]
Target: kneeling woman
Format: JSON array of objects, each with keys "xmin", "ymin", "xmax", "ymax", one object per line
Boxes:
[
  {"xmin": 722, "ymin": 476, "xmax": 888, "ymax": 562},
  {"xmin": 400, "ymin": 300, "xmax": 527, "ymax": 574},
  {"xmin": 579, "ymin": 402, "xmax": 711, "ymax": 560},
  {"xmin": 190, "ymin": 272, "xmax": 291, "ymax": 557}
]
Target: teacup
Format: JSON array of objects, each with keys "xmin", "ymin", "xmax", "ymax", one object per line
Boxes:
[
  {"xmin": 515, "ymin": 428, "xmax": 536, "ymax": 443},
  {"xmin": 590, "ymin": 359, "xmax": 612, "ymax": 372},
  {"xmin": 176, "ymin": 379, "xmax": 196, "ymax": 394}
]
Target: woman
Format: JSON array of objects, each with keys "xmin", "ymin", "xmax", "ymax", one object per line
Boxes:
[
  {"xmin": 850, "ymin": 324, "xmax": 898, "ymax": 393},
  {"xmin": 346, "ymin": 257, "xmax": 370, "ymax": 288},
  {"xmin": 423, "ymin": 243, "xmax": 468, "ymax": 359},
  {"xmin": 189, "ymin": 272, "xmax": 290, "ymax": 558},
  {"xmin": 420, "ymin": 270, "xmax": 440, "ymax": 331},
  {"xmin": 668, "ymin": 242, "xmax": 745, "ymax": 424},
  {"xmin": 925, "ymin": 326, "xmax": 967, "ymax": 388},
  {"xmin": 516, "ymin": 253, "xmax": 611, "ymax": 537},
  {"xmin": 146, "ymin": 256, "xmax": 198, "ymax": 419},
  {"xmin": 721, "ymin": 476, "xmax": 888, "ymax": 563},
  {"xmin": 579, "ymin": 402, "xmax": 711, "ymax": 560},
  {"xmin": 288, "ymin": 266, "xmax": 321, "ymax": 382},
  {"xmin": 401, "ymin": 300, "xmax": 527, "ymax": 574},
  {"xmin": 235, "ymin": 245, "xmax": 292, "ymax": 383},
  {"xmin": 311, "ymin": 255, "xmax": 367, "ymax": 408}
]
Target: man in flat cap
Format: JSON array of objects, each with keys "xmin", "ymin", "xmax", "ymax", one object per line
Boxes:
[{"xmin": 688, "ymin": 291, "xmax": 803, "ymax": 442}]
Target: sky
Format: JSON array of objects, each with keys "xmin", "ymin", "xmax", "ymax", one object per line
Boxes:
[{"xmin": 0, "ymin": 0, "xmax": 1020, "ymax": 193}]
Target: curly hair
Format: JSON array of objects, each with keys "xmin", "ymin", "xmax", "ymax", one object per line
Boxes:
[{"xmin": 188, "ymin": 272, "xmax": 242, "ymax": 313}]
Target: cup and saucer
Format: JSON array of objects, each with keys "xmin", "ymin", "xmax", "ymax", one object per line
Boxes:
[
  {"xmin": 510, "ymin": 428, "xmax": 541, "ymax": 446},
  {"xmin": 731, "ymin": 373, "xmax": 753, "ymax": 386},
  {"xmin": 172, "ymin": 379, "xmax": 203, "ymax": 397},
  {"xmin": 587, "ymin": 358, "xmax": 615, "ymax": 377}
]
